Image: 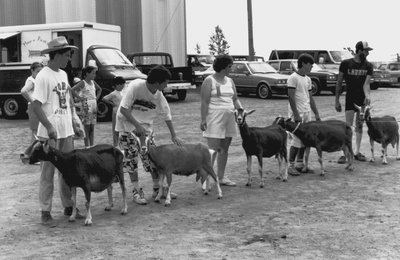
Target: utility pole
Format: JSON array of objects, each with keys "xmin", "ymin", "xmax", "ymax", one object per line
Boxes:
[{"xmin": 247, "ymin": 0, "xmax": 255, "ymax": 61}]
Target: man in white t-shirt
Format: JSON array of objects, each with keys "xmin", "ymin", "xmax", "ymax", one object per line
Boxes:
[
  {"xmin": 116, "ymin": 65, "xmax": 183, "ymax": 205},
  {"xmin": 32, "ymin": 36, "xmax": 83, "ymax": 226},
  {"xmin": 287, "ymin": 54, "xmax": 321, "ymax": 176}
]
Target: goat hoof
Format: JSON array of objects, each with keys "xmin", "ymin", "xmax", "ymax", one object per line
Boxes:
[
  {"xmin": 218, "ymin": 195, "xmax": 222, "ymax": 199},
  {"xmin": 164, "ymin": 203, "xmax": 171, "ymax": 207},
  {"xmin": 104, "ymin": 207, "xmax": 111, "ymax": 211},
  {"xmin": 319, "ymin": 173, "xmax": 325, "ymax": 177},
  {"xmin": 121, "ymin": 210, "xmax": 127, "ymax": 215},
  {"xmin": 84, "ymin": 220, "xmax": 92, "ymax": 226},
  {"xmin": 204, "ymin": 191, "xmax": 209, "ymax": 195},
  {"xmin": 246, "ymin": 183, "xmax": 251, "ymax": 187},
  {"xmin": 275, "ymin": 176, "xmax": 281, "ymax": 180},
  {"xmin": 282, "ymin": 179, "xmax": 288, "ymax": 182},
  {"xmin": 382, "ymin": 162, "xmax": 388, "ymax": 165},
  {"xmin": 259, "ymin": 184, "xmax": 264, "ymax": 188},
  {"xmin": 68, "ymin": 217, "xmax": 76, "ymax": 222}
]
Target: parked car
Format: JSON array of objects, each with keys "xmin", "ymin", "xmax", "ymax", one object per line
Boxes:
[
  {"xmin": 194, "ymin": 66, "xmax": 215, "ymax": 86},
  {"xmin": 230, "ymin": 61, "xmax": 289, "ymax": 99},
  {"xmin": 267, "ymin": 59, "xmax": 342, "ymax": 95},
  {"xmin": 371, "ymin": 62, "xmax": 400, "ymax": 88}
]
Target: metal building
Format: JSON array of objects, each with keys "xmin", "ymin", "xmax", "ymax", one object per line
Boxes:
[{"xmin": 0, "ymin": 0, "xmax": 187, "ymax": 66}]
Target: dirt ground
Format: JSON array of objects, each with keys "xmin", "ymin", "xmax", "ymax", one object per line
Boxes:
[{"xmin": 1, "ymin": 87, "xmax": 400, "ymax": 260}]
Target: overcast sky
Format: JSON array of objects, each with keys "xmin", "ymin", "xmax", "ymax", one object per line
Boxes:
[{"xmin": 186, "ymin": 0, "xmax": 399, "ymax": 61}]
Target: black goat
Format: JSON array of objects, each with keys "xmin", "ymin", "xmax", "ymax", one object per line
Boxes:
[
  {"xmin": 355, "ymin": 105, "xmax": 399, "ymax": 164},
  {"xmin": 235, "ymin": 109, "xmax": 288, "ymax": 187},
  {"xmin": 20, "ymin": 140, "xmax": 127, "ymax": 225},
  {"xmin": 274, "ymin": 117, "xmax": 354, "ymax": 176}
]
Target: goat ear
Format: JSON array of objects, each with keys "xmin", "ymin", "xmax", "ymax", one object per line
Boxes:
[
  {"xmin": 353, "ymin": 103, "xmax": 361, "ymax": 111},
  {"xmin": 246, "ymin": 109, "xmax": 256, "ymax": 115}
]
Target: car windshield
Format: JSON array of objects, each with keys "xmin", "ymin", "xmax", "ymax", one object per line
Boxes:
[
  {"xmin": 388, "ymin": 63, "xmax": 400, "ymax": 71},
  {"xmin": 197, "ymin": 55, "xmax": 215, "ymax": 65},
  {"xmin": 291, "ymin": 62, "xmax": 323, "ymax": 72},
  {"xmin": 329, "ymin": 50, "xmax": 353, "ymax": 63},
  {"xmin": 93, "ymin": 48, "xmax": 133, "ymax": 66},
  {"xmin": 133, "ymin": 55, "xmax": 172, "ymax": 66},
  {"xmin": 248, "ymin": 62, "xmax": 277, "ymax": 73}
]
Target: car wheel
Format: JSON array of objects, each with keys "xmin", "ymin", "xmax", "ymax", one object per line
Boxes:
[
  {"xmin": 1, "ymin": 96, "xmax": 27, "ymax": 119},
  {"xmin": 311, "ymin": 80, "xmax": 320, "ymax": 96},
  {"xmin": 97, "ymin": 100, "xmax": 112, "ymax": 122},
  {"xmin": 256, "ymin": 83, "xmax": 271, "ymax": 99},
  {"xmin": 177, "ymin": 90, "xmax": 187, "ymax": 101},
  {"xmin": 370, "ymin": 83, "xmax": 379, "ymax": 90}
]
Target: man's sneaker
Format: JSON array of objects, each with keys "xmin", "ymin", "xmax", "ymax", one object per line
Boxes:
[
  {"xmin": 133, "ymin": 188, "xmax": 147, "ymax": 205},
  {"xmin": 219, "ymin": 177, "xmax": 236, "ymax": 186},
  {"xmin": 354, "ymin": 153, "xmax": 367, "ymax": 161},
  {"xmin": 152, "ymin": 187, "xmax": 177, "ymax": 199},
  {"xmin": 288, "ymin": 165, "xmax": 300, "ymax": 176},
  {"xmin": 41, "ymin": 211, "xmax": 56, "ymax": 227},
  {"xmin": 64, "ymin": 207, "xmax": 85, "ymax": 219},
  {"xmin": 337, "ymin": 156, "xmax": 346, "ymax": 164}
]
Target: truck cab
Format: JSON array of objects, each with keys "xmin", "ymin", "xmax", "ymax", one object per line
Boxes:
[{"xmin": 127, "ymin": 52, "xmax": 195, "ymax": 101}]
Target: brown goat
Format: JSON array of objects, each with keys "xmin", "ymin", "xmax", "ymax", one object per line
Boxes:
[
  {"xmin": 274, "ymin": 117, "xmax": 354, "ymax": 176},
  {"xmin": 137, "ymin": 135, "xmax": 222, "ymax": 206}
]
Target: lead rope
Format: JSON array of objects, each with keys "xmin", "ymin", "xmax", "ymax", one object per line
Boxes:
[{"xmin": 290, "ymin": 122, "xmax": 301, "ymax": 134}]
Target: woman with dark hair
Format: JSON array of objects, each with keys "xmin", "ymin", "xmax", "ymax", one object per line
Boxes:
[{"xmin": 200, "ymin": 54, "xmax": 243, "ymax": 186}]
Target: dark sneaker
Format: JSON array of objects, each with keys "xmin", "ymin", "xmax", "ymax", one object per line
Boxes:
[
  {"xmin": 354, "ymin": 153, "xmax": 367, "ymax": 161},
  {"xmin": 288, "ymin": 166, "xmax": 300, "ymax": 176},
  {"xmin": 133, "ymin": 188, "xmax": 147, "ymax": 205},
  {"xmin": 41, "ymin": 211, "xmax": 56, "ymax": 227},
  {"xmin": 337, "ymin": 156, "xmax": 346, "ymax": 164},
  {"xmin": 296, "ymin": 167, "xmax": 315, "ymax": 174},
  {"xmin": 152, "ymin": 187, "xmax": 177, "ymax": 199},
  {"xmin": 64, "ymin": 207, "xmax": 85, "ymax": 219}
]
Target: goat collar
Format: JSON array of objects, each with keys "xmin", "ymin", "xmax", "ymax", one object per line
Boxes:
[{"xmin": 290, "ymin": 122, "xmax": 301, "ymax": 134}]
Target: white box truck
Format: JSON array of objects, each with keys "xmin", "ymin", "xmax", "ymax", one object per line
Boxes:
[{"xmin": 0, "ymin": 21, "xmax": 145, "ymax": 120}]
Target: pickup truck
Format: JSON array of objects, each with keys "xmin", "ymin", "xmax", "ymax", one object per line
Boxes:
[{"xmin": 127, "ymin": 52, "xmax": 195, "ymax": 100}]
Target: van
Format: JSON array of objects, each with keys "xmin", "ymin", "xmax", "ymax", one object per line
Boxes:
[{"xmin": 268, "ymin": 50, "xmax": 353, "ymax": 70}]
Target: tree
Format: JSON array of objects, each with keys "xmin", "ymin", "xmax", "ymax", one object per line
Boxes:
[
  {"xmin": 194, "ymin": 43, "xmax": 201, "ymax": 54},
  {"xmin": 208, "ymin": 25, "xmax": 230, "ymax": 55}
]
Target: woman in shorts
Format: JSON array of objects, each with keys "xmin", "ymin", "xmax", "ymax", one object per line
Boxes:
[{"xmin": 200, "ymin": 54, "xmax": 243, "ymax": 186}]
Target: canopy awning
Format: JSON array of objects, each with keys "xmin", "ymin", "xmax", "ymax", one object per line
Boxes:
[{"xmin": 0, "ymin": 32, "xmax": 19, "ymax": 40}]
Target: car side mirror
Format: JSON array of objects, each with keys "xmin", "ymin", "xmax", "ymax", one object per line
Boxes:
[{"xmin": 245, "ymin": 71, "xmax": 251, "ymax": 76}]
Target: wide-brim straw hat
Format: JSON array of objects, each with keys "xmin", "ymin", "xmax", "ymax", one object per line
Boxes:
[{"xmin": 41, "ymin": 36, "xmax": 78, "ymax": 55}]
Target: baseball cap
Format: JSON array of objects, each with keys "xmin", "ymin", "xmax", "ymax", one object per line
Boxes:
[{"xmin": 355, "ymin": 41, "xmax": 373, "ymax": 51}]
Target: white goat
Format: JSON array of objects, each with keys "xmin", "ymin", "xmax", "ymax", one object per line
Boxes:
[{"xmin": 137, "ymin": 135, "xmax": 222, "ymax": 206}]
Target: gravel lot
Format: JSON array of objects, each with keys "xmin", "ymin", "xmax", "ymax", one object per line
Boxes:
[{"xmin": 1, "ymin": 87, "xmax": 400, "ymax": 259}]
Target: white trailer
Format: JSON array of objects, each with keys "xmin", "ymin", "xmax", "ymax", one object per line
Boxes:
[{"xmin": 0, "ymin": 21, "xmax": 144, "ymax": 120}]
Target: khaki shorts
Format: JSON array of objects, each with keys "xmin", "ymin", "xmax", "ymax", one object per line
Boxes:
[{"xmin": 203, "ymin": 109, "xmax": 237, "ymax": 139}]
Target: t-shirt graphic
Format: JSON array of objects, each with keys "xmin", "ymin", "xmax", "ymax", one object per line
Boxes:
[
  {"xmin": 53, "ymin": 82, "xmax": 69, "ymax": 110},
  {"xmin": 133, "ymin": 99, "xmax": 156, "ymax": 110}
]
